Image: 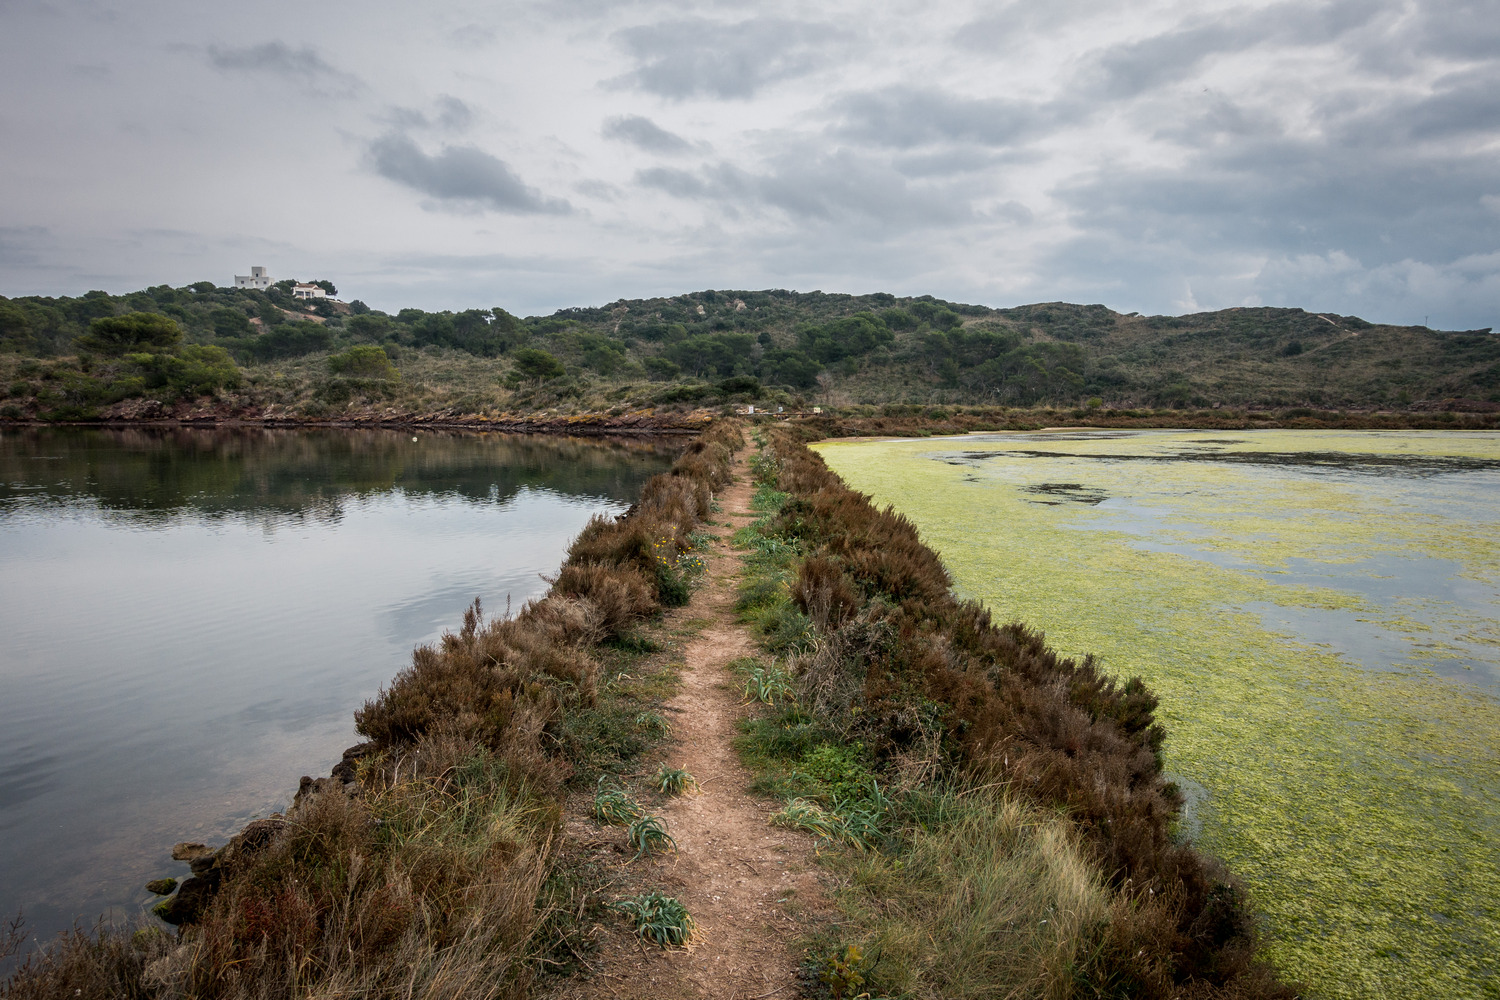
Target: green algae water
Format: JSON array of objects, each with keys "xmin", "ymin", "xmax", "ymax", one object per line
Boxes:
[{"xmin": 816, "ymin": 429, "xmax": 1500, "ymax": 1000}]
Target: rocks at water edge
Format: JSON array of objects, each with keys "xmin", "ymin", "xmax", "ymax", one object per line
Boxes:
[{"xmin": 151, "ymin": 742, "xmax": 375, "ymax": 926}]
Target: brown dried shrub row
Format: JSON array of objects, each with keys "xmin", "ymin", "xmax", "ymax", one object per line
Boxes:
[
  {"xmin": 764, "ymin": 426, "xmax": 1293, "ymax": 1000},
  {"xmin": 355, "ymin": 419, "xmax": 742, "ymax": 769}
]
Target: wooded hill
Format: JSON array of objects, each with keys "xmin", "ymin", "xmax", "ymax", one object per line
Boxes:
[{"xmin": 1, "ymin": 284, "xmax": 1496, "ymax": 420}]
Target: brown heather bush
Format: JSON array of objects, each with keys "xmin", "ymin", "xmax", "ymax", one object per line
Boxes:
[
  {"xmin": 4, "ymin": 421, "xmax": 745, "ymax": 1000},
  {"xmin": 758, "ymin": 426, "xmax": 1295, "ymax": 1000},
  {"xmin": 552, "ymin": 563, "xmax": 659, "ymax": 638}
]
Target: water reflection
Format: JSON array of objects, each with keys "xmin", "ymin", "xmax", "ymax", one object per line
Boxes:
[
  {"xmin": 0, "ymin": 427, "xmax": 677, "ymax": 957},
  {"xmin": 0, "ymin": 426, "xmax": 679, "ymax": 526}
]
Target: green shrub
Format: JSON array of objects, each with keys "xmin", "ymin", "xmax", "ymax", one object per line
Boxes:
[
  {"xmin": 75, "ymin": 312, "xmax": 182, "ymax": 356},
  {"xmin": 328, "ymin": 344, "xmax": 399, "ymax": 379},
  {"xmin": 121, "ymin": 344, "xmax": 241, "ymax": 400}
]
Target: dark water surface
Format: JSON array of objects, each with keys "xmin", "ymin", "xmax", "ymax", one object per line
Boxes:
[{"xmin": 0, "ymin": 426, "xmax": 676, "ymax": 954}]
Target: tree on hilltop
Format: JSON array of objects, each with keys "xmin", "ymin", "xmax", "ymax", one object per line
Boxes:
[{"xmin": 75, "ymin": 312, "xmax": 183, "ymax": 356}]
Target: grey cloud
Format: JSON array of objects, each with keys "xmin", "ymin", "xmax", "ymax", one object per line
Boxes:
[
  {"xmin": 385, "ymin": 95, "xmax": 476, "ymax": 133},
  {"xmin": 612, "ymin": 18, "xmax": 845, "ymax": 99},
  {"xmin": 1410, "ymin": 0, "xmax": 1500, "ymax": 59},
  {"xmin": 433, "ymin": 96, "xmax": 474, "ymax": 131},
  {"xmin": 1083, "ymin": 0, "xmax": 1381, "ymax": 100},
  {"xmin": 638, "ymin": 166, "xmax": 710, "ymax": 197},
  {"xmin": 447, "ymin": 23, "xmax": 499, "ymax": 49},
  {"xmin": 829, "ymin": 86, "xmax": 1061, "ymax": 149},
  {"xmin": 366, "ymin": 134, "xmax": 570, "ymax": 215},
  {"xmin": 1054, "ymin": 132, "xmax": 1500, "ymax": 286},
  {"xmin": 206, "ymin": 42, "xmax": 361, "ymax": 95},
  {"xmin": 603, "ymin": 115, "xmax": 696, "ymax": 153},
  {"xmin": 1392, "ymin": 66, "xmax": 1500, "ymax": 141},
  {"xmin": 0, "ymin": 226, "xmax": 51, "ymax": 268},
  {"xmin": 639, "ymin": 150, "xmax": 975, "ymax": 231}
]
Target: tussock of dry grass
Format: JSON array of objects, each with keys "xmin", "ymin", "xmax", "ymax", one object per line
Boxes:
[{"xmin": 836, "ymin": 790, "xmax": 1107, "ymax": 1000}]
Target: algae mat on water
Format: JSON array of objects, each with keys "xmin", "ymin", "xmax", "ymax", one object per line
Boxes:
[{"xmin": 816, "ymin": 430, "xmax": 1500, "ymax": 1000}]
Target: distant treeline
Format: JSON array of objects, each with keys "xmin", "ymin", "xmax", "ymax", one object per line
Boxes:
[{"xmin": 2, "ymin": 282, "xmax": 1497, "ymax": 416}]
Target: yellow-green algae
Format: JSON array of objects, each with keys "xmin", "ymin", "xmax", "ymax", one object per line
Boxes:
[{"xmin": 816, "ymin": 430, "xmax": 1500, "ymax": 1000}]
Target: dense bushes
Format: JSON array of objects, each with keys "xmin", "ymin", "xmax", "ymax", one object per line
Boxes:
[{"xmin": 750, "ymin": 426, "xmax": 1295, "ymax": 999}]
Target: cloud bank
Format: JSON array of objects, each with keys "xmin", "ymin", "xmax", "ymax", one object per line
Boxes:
[{"xmin": 0, "ymin": 0, "xmax": 1493, "ymax": 327}]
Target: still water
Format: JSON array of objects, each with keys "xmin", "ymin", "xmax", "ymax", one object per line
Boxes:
[
  {"xmin": 0, "ymin": 427, "xmax": 676, "ymax": 953},
  {"xmin": 818, "ymin": 430, "xmax": 1500, "ymax": 1000}
]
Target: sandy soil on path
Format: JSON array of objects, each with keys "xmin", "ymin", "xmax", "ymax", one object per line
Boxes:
[{"xmin": 544, "ymin": 447, "xmax": 831, "ymax": 1000}]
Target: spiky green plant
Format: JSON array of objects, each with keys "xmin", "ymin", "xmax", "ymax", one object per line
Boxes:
[
  {"xmin": 626, "ymin": 814, "xmax": 677, "ymax": 860},
  {"xmin": 770, "ymin": 790, "xmax": 890, "ymax": 851},
  {"xmin": 592, "ymin": 778, "xmax": 644, "ymax": 826},
  {"xmin": 743, "ymin": 661, "xmax": 795, "ymax": 705},
  {"xmin": 612, "ymin": 891, "xmax": 696, "ymax": 947},
  {"xmin": 653, "ymin": 764, "xmax": 699, "ymax": 796},
  {"xmin": 635, "ymin": 710, "xmax": 672, "ymax": 736},
  {"xmin": 771, "ymin": 798, "xmax": 849, "ymax": 844}
]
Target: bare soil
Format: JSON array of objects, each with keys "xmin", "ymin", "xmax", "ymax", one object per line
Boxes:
[{"xmin": 544, "ymin": 448, "xmax": 831, "ymax": 1000}]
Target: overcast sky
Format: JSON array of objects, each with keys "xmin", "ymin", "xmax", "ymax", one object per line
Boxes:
[{"xmin": 2, "ymin": 0, "xmax": 1497, "ymax": 327}]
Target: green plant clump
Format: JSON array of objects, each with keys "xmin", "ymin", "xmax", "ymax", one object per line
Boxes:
[
  {"xmin": 592, "ymin": 779, "xmax": 644, "ymax": 826},
  {"xmin": 625, "ymin": 814, "xmax": 677, "ymax": 860},
  {"xmin": 611, "ymin": 891, "xmax": 696, "ymax": 947},
  {"xmin": 653, "ymin": 764, "xmax": 699, "ymax": 796}
]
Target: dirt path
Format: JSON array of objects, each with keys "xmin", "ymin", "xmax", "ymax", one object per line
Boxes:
[{"xmin": 547, "ymin": 446, "xmax": 829, "ymax": 1000}]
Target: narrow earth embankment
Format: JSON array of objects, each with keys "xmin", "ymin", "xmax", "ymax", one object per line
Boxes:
[{"xmin": 547, "ymin": 447, "xmax": 830, "ymax": 1000}]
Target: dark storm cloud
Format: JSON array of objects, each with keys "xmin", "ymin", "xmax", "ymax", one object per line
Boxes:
[
  {"xmin": 366, "ymin": 134, "xmax": 570, "ymax": 215},
  {"xmin": 611, "ymin": 18, "xmax": 846, "ymax": 99},
  {"xmin": 639, "ymin": 149, "xmax": 975, "ymax": 230},
  {"xmin": 602, "ymin": 114, "xmax": 696, "ymax": 153},
  {"xmin": 828, "ymin": 85, "xmax": 1062, "ymax": 149},
  {"xmin": 206, "ymin": 41, "xmax": 362, "ymax": 96}
]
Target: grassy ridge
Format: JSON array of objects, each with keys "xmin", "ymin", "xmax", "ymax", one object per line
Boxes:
[
  {"xmin": 1, "ymin": 422, "xmax": 743, "ymax": 999},
  {"xmin": 3, "ymin": 285, "xmax": 1496, "ymax": 422},
  {"xmin": 732, "ymin": 424, "xmax": 1296, "ymax": 998}
]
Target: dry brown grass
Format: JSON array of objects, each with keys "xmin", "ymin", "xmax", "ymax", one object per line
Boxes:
[{"xmin": 836, "ymin": 790, "xmax": 1108, "ymax": 1000}]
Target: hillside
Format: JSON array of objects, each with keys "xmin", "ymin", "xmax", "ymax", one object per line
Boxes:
[{"xmin": 1, "ymin": 284, "xmax": 1496, "ymax": 421}]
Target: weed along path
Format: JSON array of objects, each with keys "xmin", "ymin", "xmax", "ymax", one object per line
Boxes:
[{"xmin": 548, "ymin": 447, "xmax": 831, "ymax": 1000}]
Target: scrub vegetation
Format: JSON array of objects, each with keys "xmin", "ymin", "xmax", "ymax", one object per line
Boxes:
[
  {"xmin": 2, "ymin": 284, "xmax": 1496, "ymax": 423},
  {"xmin": 1, "ymin": 422, "xmax": 743, "ymax": 998},
  {"xmin": 817, "ymin": 430, "xmax": 1500, "ymax": 1000},
  {"xmin": 731, "ymin": 426, "xmax": 1296, "ymax": 999}
]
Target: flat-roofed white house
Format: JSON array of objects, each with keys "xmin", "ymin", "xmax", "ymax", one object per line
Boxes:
[
  {"xmin": 291, "ymin": 282, "xmax": 328, "ymax": 300},
  {"xmin": 234, "ymin": 266, "xmax": 272, "ymax": 290}
]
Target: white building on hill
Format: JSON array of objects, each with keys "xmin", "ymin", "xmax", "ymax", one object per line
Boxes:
[
  {"xmin": 292, "ymin": 282, "xmax": 328, "ymax": 300},
  {"xmin": 234, "ymin": 266, "xmax": 271, "ymax": 290}
]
